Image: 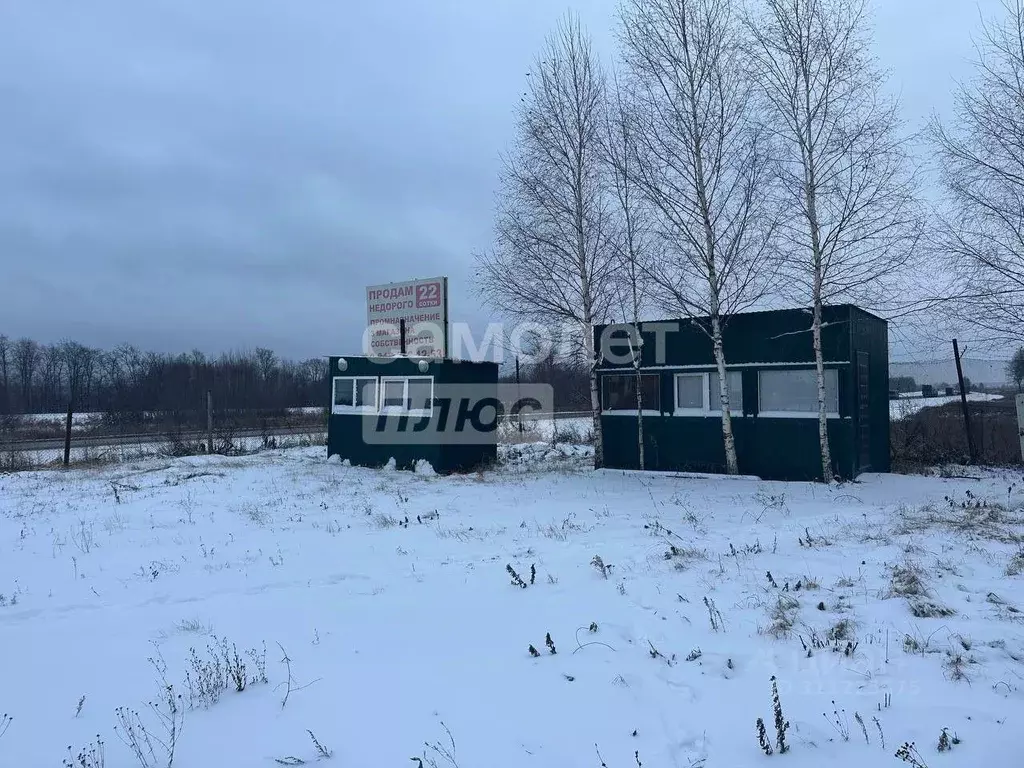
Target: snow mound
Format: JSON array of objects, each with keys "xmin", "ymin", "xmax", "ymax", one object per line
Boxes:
[
  {"xmin": 499, "ymin": 441, "xmax": 594, "ymax": 469},
  {"xmin": 414, "ymin": 459, "xmax": 436, "ymax": 477}
]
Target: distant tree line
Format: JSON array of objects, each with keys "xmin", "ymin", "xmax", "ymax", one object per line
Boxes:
[
  {"xmin": 889, "ymin": 376, "xmax": 918, "ymax": 394},
  {"xmin": 0, "ymin": 335, "xmax": 325, "ymax": 416}
]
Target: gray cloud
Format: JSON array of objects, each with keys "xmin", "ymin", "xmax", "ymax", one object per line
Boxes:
[{"xmin": 0, "ymin": 0, "xmax": 999, "ymax": 360}]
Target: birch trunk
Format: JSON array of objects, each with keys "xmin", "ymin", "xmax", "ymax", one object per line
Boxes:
[
  {"xmin": 710, "ymin": 315, "xmax": 738, "ymax": 474},
  {"xmin": 633, "ymin": 331, "xmax": 645, "ymax": 470},
  {"xmin": 811, "ymin": 291, "xmax": 834, "ymax": 482},
  {"xmin": 585, "ymin": 323, "xmax": 605, "ymax": 468},
  {"xmin": 804, "ymin": 131, "xmax": 834, "ymax": 482}
]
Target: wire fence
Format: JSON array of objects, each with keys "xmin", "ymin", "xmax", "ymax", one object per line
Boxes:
[
  {"xmin": 0, "ymin": 426, "xmax": 330, "ymax": 473},
  {"xmin": 8, "ymin": 397, "xmax": 1016, "ymax": 476},
  {"xmin": 891, "ymin": 397, "xmax": 1022, "ymax": 471},
  {"xmin": 0, "ymin": 407, "xmax": 329, "ymax": 472},
  {"xmin": 0, "ymin": 409, "xmax": 596, "ymax": 473}
]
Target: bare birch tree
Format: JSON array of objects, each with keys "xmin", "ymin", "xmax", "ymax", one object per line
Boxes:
[
  {"xmin": 39, "ymin": 345, "xmax": 64, "ymax": 409},
  {"xmin": 60, "ymin": 340, "xmax": 97, "ymax": 409},
  {"xmin": 475, "ymin": 12, "xmax": 616, "ymax": 465},
  {"xmin": 619, "ymin": 0, "xmax": 779, "ymax": 475},
  {"xmin": 746, "ymin": 0, "xmax": 922, "ymax": 482},
  {"xmin": 603, "ymin": 76, "xmax": 657, "ymax": 469},
  {"xmin": 931, "ymin": 0, "xmax": 1024, "ymax": 345},
  {"xmin": 13, "ymin": 338, "xmax": 38, "ymax": 412}
]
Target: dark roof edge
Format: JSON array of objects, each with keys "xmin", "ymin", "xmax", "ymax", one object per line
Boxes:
[
  {"xmin": 322, "ymin": 354, "xmax": 497, "ymax": 366},
  {"xmin": 595, "ymin": 303, "xmax": 885, "ymax": 328}
]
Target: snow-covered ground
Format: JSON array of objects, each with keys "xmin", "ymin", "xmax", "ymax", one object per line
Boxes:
[
  {"xmin": 890, "ymin": 393, "xmax": 1005, "ymax": 420},
  {"xmin": 1, "ymin": 445, "xmax": 1022, "ymax": 767},
  {"xmin": 5, "ymin": 433, "xmax": 326, "ymax": 471},
  {"xmin": 7, "ymin": 418, "xmax": 581, "ymax": 470},
  {"xmin": 12, "ymin": 411, "xmax": 96, "ymax": 431},
  {"xmin": 9, "ymin": 408, "xmax": 326, "ymax": 435},
  {"xmin": 499, "ymin": 414, "xmax": 592, "ymax": 443}
]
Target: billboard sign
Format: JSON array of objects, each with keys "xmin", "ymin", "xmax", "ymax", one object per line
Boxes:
[{"xmin": 365, "ymin": 276, "xmax": 448, "ymax": 358}]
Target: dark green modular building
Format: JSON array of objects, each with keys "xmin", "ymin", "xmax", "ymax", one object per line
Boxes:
[
  {"xmin": 326, "ymin": 355, "xmax": 499, "ymax": 474},
  {"xmin": 594, "ymin": 305, "xmax": 889, "ymax": 481}
]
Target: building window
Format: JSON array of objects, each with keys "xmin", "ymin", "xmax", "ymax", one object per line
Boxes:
[
  {"xmin": 356, "ymin": 378, "xmax": 377, "ymax": 408},
  {"xmin": 380, "ymin": 376, "xmax": 434, "ymax": 415},
  {"xmin": 674, "ymin": 373, "xmax": 706, "ymax": 413},
  {"xmin": 709, "ymin": 371, "xmax": 743, "ymax": 414},
  {"xmin": 382, "ymin": 379, "xmax": 406, "ymax": 409},
  {"xmin": 673, "ymin": 371, "xmax": 744, "ymax": 416},
  {"xmin": 603, "ymin": 373, "xmax": 661, "ymax": 413},
  {"xmin": 332, "ymin": 377, "xmax": 378, "ymax": 413},
  {"xmin": 758, "ymin": 368, "xmax": 839, "ymax": 416},
  {"xmin": 408, "ymin": 378, "xmax": 433, "ymax": 411}
]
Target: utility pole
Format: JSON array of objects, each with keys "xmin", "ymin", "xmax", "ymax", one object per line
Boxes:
[{"xmin": 953, "ymin": 339, "xmax": 977, "ymax": 464}]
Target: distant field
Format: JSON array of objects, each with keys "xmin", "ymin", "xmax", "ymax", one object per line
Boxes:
[
  {"xmin": 890, "ymin": 392, "xmax": 1005, "ymax": 420},
  {"xmin": 1, "ymin": 407, "xmax": 327, "ymax": 443}
]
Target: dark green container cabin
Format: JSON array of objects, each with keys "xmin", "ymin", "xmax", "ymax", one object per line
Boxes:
[
  {"xmin": 594, "ymin": 305, "xmax": 889, "ymax": 481},
  {"xmin": 326, "ymin": 355, "xmax": 498, "ymax": 473}
]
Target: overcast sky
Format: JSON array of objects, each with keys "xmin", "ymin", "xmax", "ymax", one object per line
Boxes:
[{"xmin": 0, "ymin": 0, "xmax": 1003, "ymax": 361}]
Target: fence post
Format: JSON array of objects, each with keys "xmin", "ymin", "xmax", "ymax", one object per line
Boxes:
[
  {"xmin": 952, "ymin": 339, "xmax": 977, "ymax": 464},
  {"xmin": 207, "ymin": 391, "xmax": 214, "ymax": 454},
  {"xmin": 63, "ymin": 401, "xmax": 73, "ymax": 468}
]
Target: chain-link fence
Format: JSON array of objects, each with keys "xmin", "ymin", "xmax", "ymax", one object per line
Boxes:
[
  {"xmin": 891, "ymin": 395, "xmax": 1021, "ymax": 471},
  {"xmin": 0, "ymin": 408, "xmax": 329, "ymax": 472},
  {"xmin": 0, "ymin": 408, "xmax": 596, "ymax": 473}
]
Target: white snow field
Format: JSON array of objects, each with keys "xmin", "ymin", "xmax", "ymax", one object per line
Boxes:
[{"xmin": 1, "ymin": 445, "xmax": 1022, "ymax": 768}]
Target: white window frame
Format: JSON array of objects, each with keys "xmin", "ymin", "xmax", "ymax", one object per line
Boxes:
[
  {"xmin": 708, "ymin": 370, "xmax": 744, "ymax": 416},
  {"xmin": 672, "ymin": 370, "xmax": 745, "ymax": 417},
  {"xmin": 379, "ymin": 375, "xmax": 435, "ymax": 416},
  {"xmin": 674, "ymin": 372, "xmax": 709, "ymax": 415},
  {"xmin": 380, "ymin": 377, "xmax": 407, "ymax": 411},
  {"xmin": 405, "ymin": 376, "xmax": 435, "ymax": 416},
  {"xmin": 331, "ymin": 376, "xmax": 379, "ymax": 415},
  {"xmin": 757, "ymin": 368, "xmax": 840, "ymax": 419}
]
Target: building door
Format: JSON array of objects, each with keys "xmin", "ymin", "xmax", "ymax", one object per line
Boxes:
[{"xmin": 857, "ymin": 352, "xmax": 871, "ymax": 471}]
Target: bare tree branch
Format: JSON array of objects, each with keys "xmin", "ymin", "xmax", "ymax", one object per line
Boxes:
[{"xmin": 931, "ymin": 0, "xmax": 1024, "ymax": 346}]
